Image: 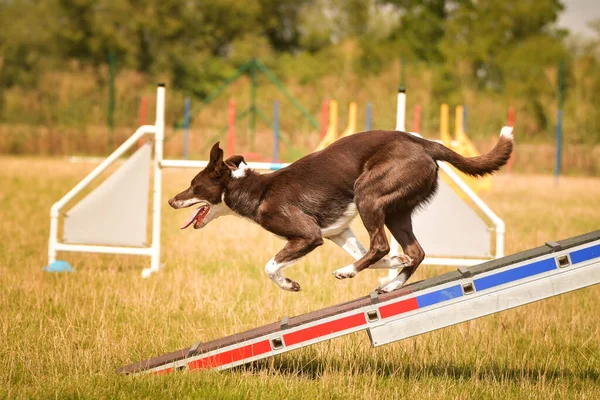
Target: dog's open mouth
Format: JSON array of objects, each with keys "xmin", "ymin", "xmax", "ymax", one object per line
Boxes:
[{"xmin": 180, "ymin": 203, "xmax": 210, "ymax": 230}]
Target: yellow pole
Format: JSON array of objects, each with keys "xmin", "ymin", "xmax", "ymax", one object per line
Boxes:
[
  {"xmin": 440, "ymin": 104, "xmax": 451, "ymax": 145},
  {"xmin": 330, "ymin": 100, "xmax": 338, "ymax": 141},
  {"xmin": 315, "ymin": 100, "xmax": 338, "ymax": 151},
  {"xmin": 455, "ymin": 105, "xmax": 465, "ymax": 141},
  {"xmin": 341, "ymin": 102, "xmax": 358, "ymax": 138}
]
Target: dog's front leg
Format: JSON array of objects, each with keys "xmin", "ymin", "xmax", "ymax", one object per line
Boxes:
[{"xmin": 265, "ymin": 237, "xmax": 323, "ymax": 292}]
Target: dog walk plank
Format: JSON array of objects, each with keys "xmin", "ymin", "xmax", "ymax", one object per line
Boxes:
[{"xmin": 117, "ymin": 230, "xmax": 600, "ymax": 375}]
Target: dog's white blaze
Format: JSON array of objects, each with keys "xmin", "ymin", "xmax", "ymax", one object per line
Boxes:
[
  {"xmin": 265, "ymin": 258, "xmax": 297, "ymax": 290},
  {"xmin": 500, "ymin": 126, "xmax": 514, "ymax": 140},
  {"xmin": 328, "ymin": 228, "xmax": 401, "ymax": 270},
  {"xmin": 328, "ymin": 228, "xmax": 366, "ymax": 259},
  {"xmin": 321, "ymin": 203, "xmax": 357, "ymax": 237},
  {"xmin": 231, "ymin": 162, "xmax": 248, "ymax": 179}
]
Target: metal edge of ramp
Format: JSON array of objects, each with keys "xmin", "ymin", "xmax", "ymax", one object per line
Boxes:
[{"xmin": 117, "ymin": 230, "xmax": 600, "ymax": 375}]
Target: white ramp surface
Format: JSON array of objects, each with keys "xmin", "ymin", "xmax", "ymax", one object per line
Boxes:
[
  {"xmin": 64, "ymin": 143, "xmax": 151, "ymax": 247},
  {"xmin": 412, "ymin": 178, "xmax": 491, "ymax": 258}
]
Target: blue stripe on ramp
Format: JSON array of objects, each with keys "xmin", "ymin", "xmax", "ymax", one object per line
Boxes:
[
  {"xmin": 474, "ymin": 258, "xmax": 556, "ymax": 292},
  {"xmin": 570, "ymin": 244, "xmax": 600, "ymax": 264},
  {"xmin": 416, "ymin": 285, "xmax": 463, "ymax": 308}
]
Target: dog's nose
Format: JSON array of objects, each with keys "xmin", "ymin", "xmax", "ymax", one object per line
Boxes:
[{"xmin": 168, "ymin": 198, "xmax": 175, "ymax": 208}]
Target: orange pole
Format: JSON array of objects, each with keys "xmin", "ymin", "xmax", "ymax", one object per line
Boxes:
[{"xmin": 413, "ymin": 104, "xmax": 421, "ymax": 133}]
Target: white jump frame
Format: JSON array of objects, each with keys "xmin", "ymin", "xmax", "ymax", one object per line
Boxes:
[{"xmin": 48, "ymin": 85, "xmax": 504, "ymax": 277}]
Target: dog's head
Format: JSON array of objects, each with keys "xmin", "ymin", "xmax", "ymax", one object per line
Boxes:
[{"xmin": 168, "ymin": 142, "xmax": 246, "ymax": 229}]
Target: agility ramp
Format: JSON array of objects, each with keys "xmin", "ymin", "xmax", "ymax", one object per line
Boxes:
[{"xmin": 117, "ymin": 230, "xmax": 600, "ymax": 375}]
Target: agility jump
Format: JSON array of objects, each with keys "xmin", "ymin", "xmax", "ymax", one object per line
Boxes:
[{"xmin": 47, "ymin": 84, "xmax": 506, "ymax": 277}]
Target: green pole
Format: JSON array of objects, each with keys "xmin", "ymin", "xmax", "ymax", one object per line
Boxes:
[
  {"xmin": 250, "ymin": 59, "xmax": 257, "ymax": 151},
  {"xmin": 400, "ymin": 56, "xmax": 406, "ymax": 89},
  {"xmin": 108, "ymin": 50, "xmax": 116, "ymax": 150},
  {"xmin": 255, "ymin": 60, "xmax": 319, "ymax": 129}
]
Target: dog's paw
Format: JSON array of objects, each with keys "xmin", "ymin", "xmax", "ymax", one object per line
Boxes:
[
  {"xmin": 333, "ymin": 264, "xmax": 357, "ymax": 280},
  {"xmin": 377, "ymin": 280, "xmax": 403, "ymax": 293},
  {"xmin": 284, "ymin": 278, "xmax": 302, "ymax": 292}
]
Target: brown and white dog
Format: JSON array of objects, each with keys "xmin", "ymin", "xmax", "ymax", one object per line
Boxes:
[{"xmin": 169, "ymin": 128, "xmax": 513, "ymax": 293}]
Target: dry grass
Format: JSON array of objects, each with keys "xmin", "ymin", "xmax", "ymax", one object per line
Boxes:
[{"xmin": 1, "ymin": 155, "xmax": 599, "ymax": 399}]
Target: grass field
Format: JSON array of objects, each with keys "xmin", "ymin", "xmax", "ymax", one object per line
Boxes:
[{"xmin": 1, "ymin": 155, "xmax": 599, "ymax": 399}]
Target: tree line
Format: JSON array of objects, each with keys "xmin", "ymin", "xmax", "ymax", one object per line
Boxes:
[{"xmin": 1, "ymin": 0, "xmax": 599, "ymax": 144}]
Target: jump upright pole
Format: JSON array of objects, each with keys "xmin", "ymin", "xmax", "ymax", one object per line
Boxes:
[{"xmin": 388, "ymin": 88, "xmax": 406, "ymax": 275}]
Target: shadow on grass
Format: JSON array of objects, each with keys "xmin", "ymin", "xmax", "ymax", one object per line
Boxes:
[{"xmin": 233, "ymin": 353, "xmax": 599, "ymax": 384}]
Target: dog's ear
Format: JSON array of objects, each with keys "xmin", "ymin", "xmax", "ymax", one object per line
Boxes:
[
  {"xmin": 208, "ymin": 141, "xmax": 224, "ymax": 170},
  {"xmin": 224, "ymin": 155, "xmax": 246, "ymax": 171}
]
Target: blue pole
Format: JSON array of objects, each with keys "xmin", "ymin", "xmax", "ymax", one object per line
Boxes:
[
  {"xmin": 463, "ymin": 105, "xmax": 467, "ymax": 133},
  {"xmin": 183, "ymin": 97, "xmax": 191, "ymax": 159},
  {"xmin": 273, "ymin": 100, "xmax": 279, "ymax": 162},
  {"xmin": 366, "ymin": 103, "xmax": 372, "ymax": 131},
  {"xmin": 555, "ymin": 109, "xmax": 562, "ymax": 183}
]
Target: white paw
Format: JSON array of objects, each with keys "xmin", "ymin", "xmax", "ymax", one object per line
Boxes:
[
  {"xmin": 333, "ymin": 264, "xmax": 357, "ymax": 280},
  {"xmin": 378, "ymin": 280, "xmax": 403, "ymax": 293}
]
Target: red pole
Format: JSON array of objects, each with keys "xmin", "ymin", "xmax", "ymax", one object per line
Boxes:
[
  {"xmin": 227, "ymin": 99, "xmax": 235, "ymax": 155},
  {"xmin": 138, "ymin": 96, "xmax": 148, "ymax": 147},
  {"xmin": 413, "ymin": 104, "xmax": 421, "ymax": 133},
  {"xmin": 507, "ymin": 106, "xmax": 515, "ymax": 173},
  {"xmin": 320, "ymin": 100, "xmax": 329, "ymax": 139}
]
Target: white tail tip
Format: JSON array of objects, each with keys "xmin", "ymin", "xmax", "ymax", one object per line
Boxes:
[{"xmin": 500, "ymin": 126, "xmax": 514, "ymax": 140}]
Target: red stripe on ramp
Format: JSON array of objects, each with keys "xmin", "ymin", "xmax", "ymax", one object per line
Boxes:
[
  {"xmin": 153, "ymin": 367, "xmax": 173, "ymax": 375},
  {"xmin": 187, "ymin": 340, "xmax": 272, "ymax": 371},
  {"xmin": 378, "ymin": 297, "xmax": 419, "ymax": 319},
  {"xmin": 283, "ymin": 313, "xmax": 366, "ymax": 346}
]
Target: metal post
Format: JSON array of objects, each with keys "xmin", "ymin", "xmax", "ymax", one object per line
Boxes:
[
  {"xmin": 321, "ymin": 100, "xmax": 329, "ymax": 139},
  {"xmin": 147, "ymin": 83, "xmax": 165, "ymax": 278},
  {"xmin": 413, "ymin": 104, "xmax": 421, "ymax": 133},
  {"xmin": 389, "ymin": 88, "xmax": 406, "ymax": 270},
  {"xmin": 273, "ymin": 101, "xmax": 279, "ymax": 163},
  {"xmin": 183, "ymin": 97, "xmax": 191, "ymax": 159}
]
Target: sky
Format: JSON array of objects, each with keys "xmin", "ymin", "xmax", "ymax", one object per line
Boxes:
[{"xmin": 558, "ymin": 0, "xmax": 600, "ymax": 37}]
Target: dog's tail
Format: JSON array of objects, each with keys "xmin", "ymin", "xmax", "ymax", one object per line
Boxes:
[{"xmin": 425, "ymin": 126, "xmax": 514, "ymax": 177}]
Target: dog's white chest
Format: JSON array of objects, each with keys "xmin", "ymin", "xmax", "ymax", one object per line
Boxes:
[{"xmin": 321, "ymin": 203, "xmax": 357, "ymax": 238}]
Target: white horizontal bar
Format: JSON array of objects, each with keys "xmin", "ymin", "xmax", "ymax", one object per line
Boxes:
[
  {"xmin": 161, "ymin": 159, "xmax": 290, "ymax": 171},
  {"xmin": 55, "ymin": 243, "xmax": 154, "ymax": 256}
]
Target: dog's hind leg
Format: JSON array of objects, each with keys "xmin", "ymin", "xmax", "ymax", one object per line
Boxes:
[
  {"xmin": 332, "ymin": 199, "xmax": 390, "ymax": 279},
  {"xmin": 377, "ymin": 213, "xmax": 425, "ymax": 293}
]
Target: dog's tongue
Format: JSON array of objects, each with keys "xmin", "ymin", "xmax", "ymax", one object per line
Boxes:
[{"xmin": 181, "ymin": 207, "xmax": 201, "ymax": 230}]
